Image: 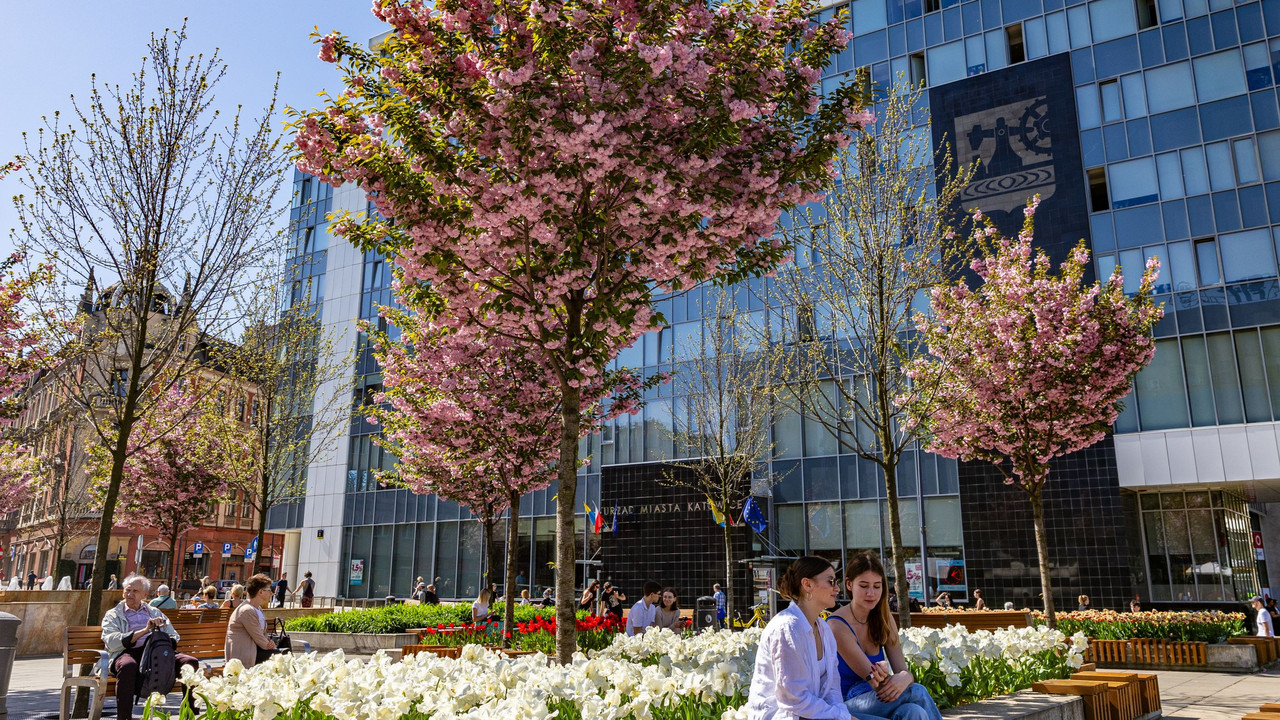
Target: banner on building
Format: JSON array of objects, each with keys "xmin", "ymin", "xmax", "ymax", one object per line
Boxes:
[
  {"xmin": 933, "ymin": 558, "xmax": 968, "ymax": 592},
  {"xmin": 929, "ymin": 52, "xmax": 1092, "ymax": 278},
  {"xmin": 350, "ymin": 558, "xmax": 364, "ymax": 586}
]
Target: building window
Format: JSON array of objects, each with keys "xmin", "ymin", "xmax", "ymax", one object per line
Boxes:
[
  {"xmin": 1100, "ymin": 80, "xmax": 1123, "ymax": 124},
  {"xmin": 1195, "ymin": 238, "xmax": 1222, "ymax": 286},
  {"xmin": 1088, "ymin": 168, "xmax": 1111, "ymax": 211},
  {"xmin": 909, "ymin": 53, "xmax": 927, "ymax": 86},
  {"xmin": 1135, "ymin": 0, "xmax": 1158, "ymax": 28},
  {"xmin": 1006, "ymin": 24, "xmax": 1026, "ymax": 65}
]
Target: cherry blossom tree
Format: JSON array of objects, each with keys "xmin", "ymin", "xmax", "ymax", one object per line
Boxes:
[
  {"xmin": 0, "ymin": 243, "xmax": 56, "ymax": 515},
  {"xmin": 293, "ymin": 0, "xmax": 869, "ymax": 660},
  {"xmin": 904, "ymin": 197, "xmax": 1162, "ymax": 626},
  {"xmin": 371, "ymin": 293, "xmax": 652, "ymax": 642},
  {"xmin": 91, "ymin": 387, "xmax": 254, "ymax": 587}
]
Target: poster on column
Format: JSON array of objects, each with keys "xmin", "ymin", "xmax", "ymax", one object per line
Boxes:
[
  {"xmin": 350, "ymin": 558, "xmax": 364, "ymax": 586},
  {"xmin": 905, "ymin": 562, "xmax": 924, "ymax": 600}
]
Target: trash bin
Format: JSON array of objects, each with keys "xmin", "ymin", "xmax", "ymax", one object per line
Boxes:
[
  {"xmin": 0, "ymin": 611, "xmax": 20, "ymax": 720},
  {"xmin": 694, "ymin": 596, "xmax": 718, "ymax": 631}
]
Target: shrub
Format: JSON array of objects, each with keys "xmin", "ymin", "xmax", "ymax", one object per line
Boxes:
[
  {"xmin": 1039, "ymin": 610, "xmax": 1245, "ymax": 643},
  {"xmin": 283, "ymin": 602, "xmax": 574, "ymax": 634}
]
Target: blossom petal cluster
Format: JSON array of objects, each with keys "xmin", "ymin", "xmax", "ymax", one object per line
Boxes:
[{"xmin": 904, "ymin": 195, "xmax": 1163, "ymax": 491}]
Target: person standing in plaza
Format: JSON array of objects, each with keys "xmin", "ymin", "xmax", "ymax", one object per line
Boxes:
[
  {"xmin": 423, "ymin": 583, "xmax": 439, "ymax": 604},
  {"xmin": 603, "ymin": 581, "xmax": 627, "ymax": 621},
  {"xmin": 1252, "ymin": 595, "xmax": 1275, "ymax": 637},
  {"xmin": 972, "ymin": 589, "xmax": 986, "ymax": 611},
  {"xmin": 1077, "ymin": 594, "xmax": 1091, "ymax": 611},
  {"xmin": 745, "ymin": 556, "xmax": 858, "ymax": 720},
  {"xmin": 298, "ymin": 571, "xmax": 316, "ymax": 608},
  {"xmin": 25, "ymin": 571, "xmax": 35, "ymax": 590},
  {"xmin": 713, "ymin": 583, "xmax": 727, "ymax": 629},
  {"xmin": 625, "ymin": 581, "xmax": 662, "ymax": 636},
  {"xmin": 107, "ymin": 574, "xmax": 118, "ymax": 590}
]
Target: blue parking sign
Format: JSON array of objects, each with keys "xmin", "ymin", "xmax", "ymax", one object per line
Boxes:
[
  {"xmin": 193, "ymin": 541, "xmax": 204, "ymax": 556},
  {"xmin": 222, "ymin": 542, "xmax": 232, "ymax": 557}
]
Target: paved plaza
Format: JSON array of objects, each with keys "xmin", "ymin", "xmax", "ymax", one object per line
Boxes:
[{"xmin": 5, "ymin": 654, "xmax": 1277, "ymax": 720}]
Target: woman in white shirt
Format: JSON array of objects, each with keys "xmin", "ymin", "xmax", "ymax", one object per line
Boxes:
[
  {"xmin": 747, "ymin": 556, "xmax": 888, "ymax": 720},
  {"xmin": 472, "ymin": 588, "xmax": 494, "ymax": 623}
]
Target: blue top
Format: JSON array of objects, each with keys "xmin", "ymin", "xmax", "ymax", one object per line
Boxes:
[{"xmin": 829, "ymin": 614, "xmax": 886, "ymax": 699}]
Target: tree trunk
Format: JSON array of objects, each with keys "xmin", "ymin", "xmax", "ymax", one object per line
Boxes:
[
  {"xmin": 722, "ymin": 509, "xmax": 733, "ymax": 631},
  {"xmin": 554, "ymin": 381, "xmax": 582, "ymax": 664},
  {"xmin": 481, "ymin": 516, "xmax": 498, "ymax": 595},
  {"xmin": 86, "ymin": 442, "xmax": 130, "ymax": 622},
  {"xmin": 504, "ymin": 491, "xmax": 521, "ymax": 649},
  {"xmin": 1029, "ymin": 487, "xmax": 1057, "ymax": 628},
  {"xmin": 169, "ymin": 527, "xmax": 181, "ymax": 590},
  {"xmin": 882, "ymin": 460, "xmax": 912, "ymax": 629}
]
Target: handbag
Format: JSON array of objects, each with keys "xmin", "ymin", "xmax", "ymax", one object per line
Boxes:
[{"xmin": 255, "ymin": 617, "xmax": 293, "ymax": 664}]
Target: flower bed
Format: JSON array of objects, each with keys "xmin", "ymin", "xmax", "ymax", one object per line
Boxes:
[
  {"xmin": 282, "ymin": 602, "xmax": 567, "ymax": 634},
  {"xmin": 174, "ymin": 624, "xmax": 1085, "ymax": 720},
  {"xmin": 1038, "ymin": 609, "xmax": 1245, "ymax": 643},
  {"xmin": 418, "ymin": 614, "xmax": 626, "ymax": 653}
]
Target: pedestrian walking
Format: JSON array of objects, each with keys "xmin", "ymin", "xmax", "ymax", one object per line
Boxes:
[
  {"xmin": 298, "ymin": 571, "xmax": 316, "ymax": 608},
  {"xmin": 25, "ymin": 571, "xmax": 35, "ymax": 590},
  {"xmin": 272, "ymin": 572, "xmax": 292, "ymax": 608},
  {"xmin": 107, "ymin": 574, "xmax": 118, "ymax": 590},
  {"xmin": 713, "ymin": 583, "xmax": 727, "ymax": 629},
  {"xmin": 1251, "ymin": 595, "xmax": 1275, "ymax": 637}
]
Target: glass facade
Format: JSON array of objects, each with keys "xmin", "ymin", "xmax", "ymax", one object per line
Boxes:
[{"xmin": 301, "ymin": 0, "xmax": 1280, "ymax": 602}]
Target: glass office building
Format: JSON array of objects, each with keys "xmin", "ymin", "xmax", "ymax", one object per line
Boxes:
[{"xmin": 279, "ymin": 2, "xmax": 1280, "ymax": 609}]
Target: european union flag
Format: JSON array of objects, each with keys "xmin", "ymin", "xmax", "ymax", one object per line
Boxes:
[{"xmin": 742, "ymin": 496, "xmax": 767, "ymax": 533}]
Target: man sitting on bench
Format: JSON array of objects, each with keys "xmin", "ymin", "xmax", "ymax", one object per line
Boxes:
[{"xmin": 101, "ymin": 574, "xmax": 199, "ymax": 718}]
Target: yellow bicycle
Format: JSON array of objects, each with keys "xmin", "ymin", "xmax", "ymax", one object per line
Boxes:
[{"xmin": 733, "ymin": 602, "xmax": 771, "ymax": 629}]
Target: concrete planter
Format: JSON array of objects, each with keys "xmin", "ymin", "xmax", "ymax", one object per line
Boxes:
[
  {"xmin": 288, "ymin": 631, "xmax": 419, "ymax": 653},
  {"xmin": 941, "ymin": 689, "xmax": 1083, "ymax": 720}
]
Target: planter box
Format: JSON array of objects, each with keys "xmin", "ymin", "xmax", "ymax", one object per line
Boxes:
[
  {"xmin": 289, "ymin": 631, "xmax": 419, "ymax": 653},
  {"xmin": 1087, "ymin": 639, "xmax": 1258, "ymax": 673},
  {"xmin": 941, "ymin": 689, "xmax": 1083, "ymax": 720}
]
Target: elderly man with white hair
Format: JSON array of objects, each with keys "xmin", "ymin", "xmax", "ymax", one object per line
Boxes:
[{"xmin": 101, "ymin": 574, "xmax": 199, "ymax": 718}]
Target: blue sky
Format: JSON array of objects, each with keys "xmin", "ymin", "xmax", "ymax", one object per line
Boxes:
[{"xmin": 0, "ymin": 1, "xmax": 387, "ymax": 258}]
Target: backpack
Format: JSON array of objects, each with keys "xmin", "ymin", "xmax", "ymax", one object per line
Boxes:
[{"xmin": 135, "ymin": 631, "xmax": 178, "ymax": 699}]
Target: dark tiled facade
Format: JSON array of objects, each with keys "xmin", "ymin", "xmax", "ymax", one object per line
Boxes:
[
  {"xmin": 600, "ymin": 463, "xmax": 754, "ymax": 613},
  {"xmin": 958, "ymin": 436, "xmax": 1134, "ymax": 611}
]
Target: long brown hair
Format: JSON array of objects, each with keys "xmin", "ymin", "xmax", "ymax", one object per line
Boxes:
[
  {"xmin": 778, "ymin": 556, "xmax": 834, "ymax": 601},
  {"xmin": 845, "ymin": 553, "xmax": 898, "ymax": 647}
]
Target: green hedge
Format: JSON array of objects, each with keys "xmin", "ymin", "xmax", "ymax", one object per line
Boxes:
[{"xmin": 284, "ymin": 603, "xmax": 574, "ymax": 633}]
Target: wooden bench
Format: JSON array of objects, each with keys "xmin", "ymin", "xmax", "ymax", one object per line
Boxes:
[
  {"xmin": 170, "ymin": 607, "xmax": 232, "ymax": 624},
  {"xmin": 1034, "ymin": 677, "xmax": 1148, "ymax": 720},
  {"xmin": 60, "ymin": 622, "xmax": 228, "ymax": 720},
  {"xmin": 1032, "ymin": 679, "xmax": 1115, "ymax": 720},
  {"xmin": 1228, "ymin": 636, "xmax": 1280, "ymax": 665},
  {"xmin": 1070, "ymin": 671, "xmax": 1161, "ymax": 716},
  {"xmin": 909, "ymin": 610, "xmax": 1032, "ymax": 631}
]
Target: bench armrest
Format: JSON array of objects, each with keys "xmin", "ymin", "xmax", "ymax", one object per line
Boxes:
[{"xmin": 298, "ymin": 640, "xmax": 311, "ymax": 653}]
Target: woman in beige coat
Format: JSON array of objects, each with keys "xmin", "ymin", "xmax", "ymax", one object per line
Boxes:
[{"xmin": 225, "ymin": 573, "xmax": 276, "ymax": 668}]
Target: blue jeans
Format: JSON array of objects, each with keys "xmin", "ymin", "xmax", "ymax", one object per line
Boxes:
[{"xmin": 845, "ymin": 682, "xmax": 944, "ymax": 720}]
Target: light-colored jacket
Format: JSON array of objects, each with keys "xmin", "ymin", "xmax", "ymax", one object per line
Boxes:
[
  {"xmin": 746, "ymin": 602, "xmax": 851, "ymax": 720},
  {"xmin": 225, "ymin": 603, "xmax": 272, "ymax": 668},
  {"xmin": 101, "ymin": 601, "xmax": 179, "ymax": 663}
]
